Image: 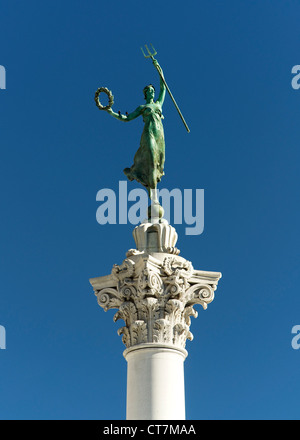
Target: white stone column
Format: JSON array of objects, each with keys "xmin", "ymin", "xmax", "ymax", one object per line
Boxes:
[
  {"xmin": 90, "ymin": 220, "xmax": 222, "ymax": 420},
  {"xmin": 124, "ymin": 344, "xmax": 187, "ymax": 420}
]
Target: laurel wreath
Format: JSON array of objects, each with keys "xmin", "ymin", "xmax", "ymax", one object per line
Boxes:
[{"xmin": 94, "ymin": 87, "xmax": 114, "ymax": 111}]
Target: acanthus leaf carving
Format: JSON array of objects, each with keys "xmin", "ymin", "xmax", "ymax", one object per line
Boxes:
[
  {"xmin": 131, "ymin": 321, "xmax": 148, "ymax": 346},
  {"xmin": 113, "ymin": 301, "xmax": 137, "ymax": 326},
  {"xmin": 173, "ymin": 323, "xmax": 193, "ymax": 347},
  {"xmin": 117, "ymin": 326, "xmax": 130, "ymax": 348},
  {"xmin": 183, "ymin": 305, "xmax": 198, "ymax": 326},
  {"xmin": 153, "ymin": 319, "xmax": 171, "ymax": 344}
]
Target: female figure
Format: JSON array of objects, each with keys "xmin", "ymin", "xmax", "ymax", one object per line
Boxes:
[{"xmin": 106, "ymin": 60, "xmax": 166, "ymax": 198}]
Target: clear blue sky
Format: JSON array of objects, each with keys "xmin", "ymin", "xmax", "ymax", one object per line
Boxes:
[{"xmin": 1, "ymin": 0, "xmax": 300, "ymax": 420}]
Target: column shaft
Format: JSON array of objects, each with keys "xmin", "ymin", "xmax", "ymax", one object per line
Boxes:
[{"xmin": 124, "ymin": 345, "xmax": 187, "ymax": 420}]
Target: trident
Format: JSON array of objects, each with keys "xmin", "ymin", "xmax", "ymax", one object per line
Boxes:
[{"xmin": 141, "ymin": 44, "xmax": 190, "ymax": 133}]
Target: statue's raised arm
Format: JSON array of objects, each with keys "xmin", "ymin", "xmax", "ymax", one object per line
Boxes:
[
  {"xmin": 104, "ymin": 60, "xmax": 165, "ymax": 122},
  {"xmin": 153, "ymin": 59, "xmax": 166, "ymax": 107}
]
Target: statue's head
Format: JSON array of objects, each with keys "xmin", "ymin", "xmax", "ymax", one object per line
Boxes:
[{"xmin": 143, "ymin": 84, "xmax": 155, "ymax": 100}]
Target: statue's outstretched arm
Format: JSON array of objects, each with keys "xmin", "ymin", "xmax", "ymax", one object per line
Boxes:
[{"xmin": 106, "ymin": 106, "xmax": 143, "ymax": 122}]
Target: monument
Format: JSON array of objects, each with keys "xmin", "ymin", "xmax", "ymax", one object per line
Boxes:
[{"xmin": 90, "ymin": 45, "xmax": 222, "ymax": 420}]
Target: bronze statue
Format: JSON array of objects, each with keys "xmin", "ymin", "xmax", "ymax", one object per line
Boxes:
[
  {"xmin": 95, "ymin": 45, "xmax": 189, "ymax": 218},
  {"xmin": 107, "ymin": 60, "xmax": 165, "ymax": 199}
]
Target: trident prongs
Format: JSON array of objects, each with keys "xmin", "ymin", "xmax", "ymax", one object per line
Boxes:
[
  {"xmin": 141, "ymin": 44, "xmax": 190, "ymax": 132},
  {"xmin": 141, "ymin": 44, "xmax": 157, "ymax": 59}
]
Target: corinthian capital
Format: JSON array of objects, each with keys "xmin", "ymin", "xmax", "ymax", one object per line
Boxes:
[{"xmin": 90, "ymin": 225, "xmax": 221, "ymax": 350}]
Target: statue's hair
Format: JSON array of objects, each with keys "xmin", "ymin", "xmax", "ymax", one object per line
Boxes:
[{"xmin": 143, "ymin": 84, "xmax": 155, "ymax": 100}]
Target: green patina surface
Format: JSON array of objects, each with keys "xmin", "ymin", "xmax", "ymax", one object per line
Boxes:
[{"xmin": 106, "ymin": 59, "xmax": 166, "ymax": 197}]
